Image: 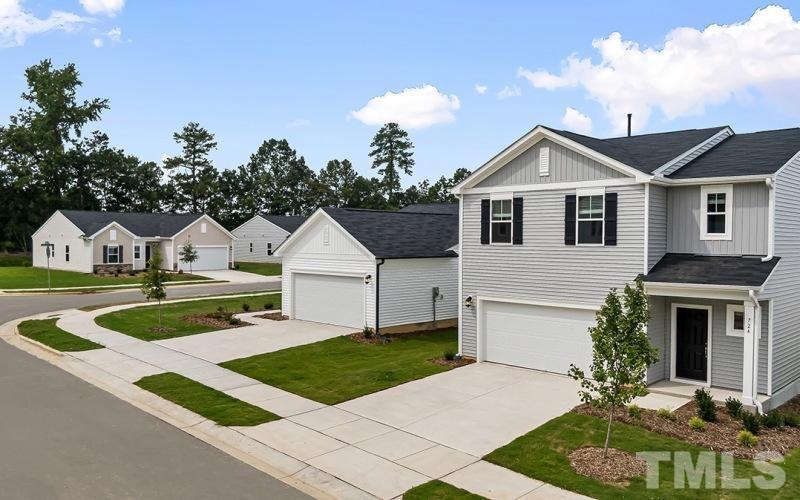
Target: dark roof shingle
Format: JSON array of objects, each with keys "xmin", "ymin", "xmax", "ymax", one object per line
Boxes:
[
  {"xmin": 398, "ymin": 203, "xmax": 459, "ymax": 215},
  {"xmin": 642, "ymin": 253, "xmax": 779, "ymax": 287},
  {"xmin": 259, "ymin": 214, "xmax": 307, "ymax": 233},
  {"xmin": 60, "ymin": 210, "xmax": 203, "ymax": 238}
]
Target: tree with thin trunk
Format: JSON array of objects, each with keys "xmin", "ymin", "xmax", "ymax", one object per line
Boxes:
[
  {"xmin": 178, "ymin": 240, "xmax": 198, "ymax": 275},
  {"xmin": 163, "ymin": 122, "xmax": 218, "ymax": 213},
  {"xmin": 567, "ymin": 277, "xmax": 658, "ymax": 458},
  {"xmin": 141, "ymin": 247, "xmax": 168, "ymax": 327},
  {"xmin": 368, "ymin": 122, "xmax": 414, "ymax": 207}
]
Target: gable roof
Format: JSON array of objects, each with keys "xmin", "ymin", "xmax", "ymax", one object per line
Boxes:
[
  {"xmin": 259, "ymin": 214, "xmax": 307, "ymax": 233},
  {"xmin": 398, "ymin": 203, "xmax": 459, "ymax": 215},
  {"xmin": 322, "ymin": 207, "xmax": 458, "ymax": 259},
  {"xmin": 642, "ymin": 253, "xmax": 780, "ymax": 288},
  {"xmin": 667, "ymin": 128, "xmax": 800, "ymax": 179},
  {"xmin": 59, "ymin": 210, "xmax": 204, "ymax": 238}
]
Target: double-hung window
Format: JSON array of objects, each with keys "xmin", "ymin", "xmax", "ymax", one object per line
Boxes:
[
  {"xmin": 249, "ymin": 242, "xmax": 253, "ymax": 253},
  {"xmin": 701, "ymin": 184, "xmax": 732, "ymax": 240},
  {"xmin": 134, "ymin": 245, "xmax": 141, "ymax": 259},
  {"xmin": 577, "ymin": 190, "xmax": 604, "ymax": 245},
  {"xmin": 267, "ymin": 242, "xmax": 273, "ymax": 255},
  {"xmin": 107, "ymin": 245, "xmax": 120, "ymax": 264},
  {"xmin": 490, "ymin": 198, "xmax": 512, "ymax": 244},
  {"xmin": 65, "ymin": 245, "xmax": 70, "ymax": 262}
]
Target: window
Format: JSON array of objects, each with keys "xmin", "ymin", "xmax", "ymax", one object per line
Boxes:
[
  {"xmin": 134, "ymin": 245, "xmax": 141, "ymax": 259},
  {"xmin": 201, "ymin": 222, "xmax": 208, "ymax": 234},
  {"xmin": 107, "ymin": 245, "xmax": 120, "ymax": 264},
  {"xmin": 249, "ymin": 242, "xmax": 253, "ymax": 253},
  {"xmin": 110, "ymin": 229, "xmax": 117, "ymax": 241},
  {"xmin": 726, "ymin": 304, "xmax": 760, "ymax": 338},
  {"xmin": 490, "ymin": 198, "xmax": 512, "ymax": 243},
  {"xmin": 267, "ymin": 242, "xmax": 273, "ymax": 255},
  {"xmin": 65, "ymin": 245, "xmax": 69, "ymax": 262},
  {"xmin": 539, "ymin": 146, "xmax": 550, "ymax": 176},
  {"xmin": 577, "ymin": 190, "xmax": 604, "ymax": 245},
  {"xmin": 701, "ymin": 184, "xmax": 732, "ymax": 240}
]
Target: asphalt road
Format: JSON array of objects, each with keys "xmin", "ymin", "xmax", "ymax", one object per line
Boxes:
[{"xmin": 0, "ymin": 281, "xmax": 310, "ymax": 500}]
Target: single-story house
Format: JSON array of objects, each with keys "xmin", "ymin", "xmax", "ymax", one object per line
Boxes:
[
  {"xmin": 231, "ymin": 214, "xmax": 306, "ymax": 263},
  {"xmin": 32, "ymin": 210, "xmax": 235, "ymax": 273},
  {"xmin": 273, "ymin": 205, "xmax": 459, "ymax": 331}
]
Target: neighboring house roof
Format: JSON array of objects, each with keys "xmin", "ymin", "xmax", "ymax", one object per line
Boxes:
[
  {"xmin": 60, "ymin": 210, "xmax": 204, "ymax": 238},
  {"xmin": 322, "ymin": 207, "xmax": 459, "ymax": 259},
  {"xmin": 642, "ymin": 253, "xmax": 780, "ymax": 288},
  {"xmin": 667, "ymin": 128, "xmax": 800, "ymax": 179},
  {"xmin": 259, "ymin": 214, "xmax": 307, "ymax": 233},
  {"xmin": 398, "ymin": 203, "xmax": 459, "ymax": 215}
]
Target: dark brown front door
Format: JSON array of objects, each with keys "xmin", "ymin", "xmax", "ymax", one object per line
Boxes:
[{"xmin": 675, "ymin": 307, "xmax": 708, "ymax": 381}]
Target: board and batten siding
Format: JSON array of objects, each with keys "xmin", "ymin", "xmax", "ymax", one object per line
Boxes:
[
  {"xmin": 476, "ymin": 139, "xmax": 626, "ymax": 188},
  {"xmin": 379, "ymin": 257, "xmax": 458, "ymax": 328},
  {"xmin": 32, "ymin": 211, "xmax": 93, "ymax": 273},
  {"xmin": 280, "ymin": 216, "xmax": 376, "ymax": 328},
  {"xmin": 666, "ymin": 183, "xmax": 769, "ymax": 256},
  {"xmin": 648, "ymin": 185, "xmax": 668, "ymax": 271},
  {"xmin": 646, "ymin": 297, "xmax": 769, "ymax": 393},
  {"xmin": 764, "ymin": 154, "xmax": 800, "ymax": 393},
  {"xmin": 460, "ymin": 183, "xmax": 645, "ymax": 358},
  {"xmin": 233, "ymin": 216, "xmax": 290, "ymax": 263}
]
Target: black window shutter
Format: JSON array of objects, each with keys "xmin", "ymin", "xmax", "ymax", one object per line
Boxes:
[
  {"xmin": 564, "ymin": 195, "xmax": 576, "ymax": 245},
  {"xmin": 480, "ymin": 199, "xmax": 490, "ymax": 244},
  {"xmin": 119, "ymin": 245, "xmax": 124, "ymax": 262},
  {"xmin": 102, "ymin": 245, "xmax": 108, "ymax": 263},
  {"xmin": 605, "ymin": 192, "xmax": 618, "ymax": 246},
  {"xmin": 512, "ymin": 197, "xmax": 523, "ymax": 245}
]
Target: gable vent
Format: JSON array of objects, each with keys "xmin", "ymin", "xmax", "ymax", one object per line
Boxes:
[{"xmin": 539, "ymin": 146, "xmax": 550, "ymax": 176}]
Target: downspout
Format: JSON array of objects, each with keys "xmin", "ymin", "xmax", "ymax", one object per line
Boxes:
[
  {"xmin": 748, "ymin": 289, "xmax": 764, "ymax": 414},
  {"xmin": 762, "ymin": 178, "xmax": 775, "ymax": 262},
  {"xmin": 375, "ymin": 258, "xmax": 385, "ymax": 334}
]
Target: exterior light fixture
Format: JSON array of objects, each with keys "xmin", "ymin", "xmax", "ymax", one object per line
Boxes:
[
  {"xmin": 364, "ymin": 274, "xmax": 372, "ymax": 284},
  {"xmin": 463, "ymin": 295, "xmax": 474, "ymax": 308}
]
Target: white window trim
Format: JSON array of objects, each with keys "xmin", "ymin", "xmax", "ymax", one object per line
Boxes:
[
  {"xmin": 134, "ymin": 245, "xmax": 141, "ymax": 260},
  {"xmin": 576, "ymin": 187, "xmax": 605, "ymax": 246},
  {"xmin": 670, "ymin": 303, "xmax": 712, "ymax": 387},
  {"xmin": 107, "ymin": 244, "xmax": 120, "ymax": 264},
  {"xmin": 700, "ymin": 184, "xmax": 733, "ymax": 241},
  {"xmin": 489, "ymin": 193, "xmax": 514, "ymax": 245},
  {"xmin": 727, "ymin": 303, "xmax": 760, "ymax": 339}
]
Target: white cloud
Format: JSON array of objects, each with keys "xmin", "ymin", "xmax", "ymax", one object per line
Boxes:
[
  {"xmin": 107, "ymin": 26, "xmax": 121, "ymax": 41},
  {"xmin": 92, "ymin": 37, "xmax": 102, "ymax": 47},
  {"xmin": 287, "ymin": 118, "xmax": 311, "ymax": 128},
  {"xmin": 474, "ymin": 84, "xmax": 487, "ymax": 95},
  {"xmin": 80, "ymin": 0, "xmax": 124, "ymax": 17},
  {"xmin": 350, "ymin": 85, "xmax": 461, "ymax": 129},
  {"xmin": 496, "ymin": 85, "xmax": 521, "ymax": 99},
  {"xmin": 561, "ymin": 107, "xmax": 592, "ymax": 134},
  {"xmin": 0, "ymin": 0, "xmax": 87, "ymax": 47},
  {"xmin": 518, "ymin": 6, "xmax": 800, "ymax": 133}
]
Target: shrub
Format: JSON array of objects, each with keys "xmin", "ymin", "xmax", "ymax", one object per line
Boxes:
[
  {"xmin": 763, "ymin": 411, "xmax": 785, "ymax": 429},
  {"xmin": 694, "ymin": 388, "xmax": 717, "ymax": 422},
  {"xmin": 229, "ymin": 317, "xmax": 242, "ymax": 326},
  {"xmin": 689, "ymin": 416, "xmax": 707, "ymax": 432},
  {"xmin": 737, "ymin": 430, "xmax": 758, "ymax": 448},
  {"xmin": 657, "ymin": 407, "xmax": 675, "ymax": 421},
  {"xmin": 264, "ymin": 302, "xmax": 274, "ymax": 310},
  {"xmin": 725, "ymin": 397, "xmax": 744, "ymax": 419},
  {"xmin": 443, "ymin": 350, "xmax": 456, "ymax": 361},
  {"xmin": 362, "ymin": 327, "xmax": 374, "ymax": 339},
  {"xmin": 785, "ymin": 413, "xmax": 800, "ymax": 428},
  {"xmin": 627, "ymin": 404, "xmax": 642, "ymax": 420},
  {"xmin": 234, "ymin": 264, "xmax": 240, "ymax": 270},
  {"xmin": 741, "ymin": 411, "xmax": 761, "ymax": 435},
  {"xmin": 178, "ymin": 269, "xmax": 184, "ymax": 274},
  {"xmin": 242, "ymin": 303, "xmax": 251, "ymax": 312}
]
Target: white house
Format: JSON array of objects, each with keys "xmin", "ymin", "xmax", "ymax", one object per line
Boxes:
[
  {"xmin": 231, "ymin": 214, "xmax": 306, "ymax": 263},
  {"xmin": 274, "ymin": 205, "xmax": 459, "ymax": 332}
]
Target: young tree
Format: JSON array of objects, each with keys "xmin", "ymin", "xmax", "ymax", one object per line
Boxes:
[
  {"xmin": 368, "ymin": 123, "xmax": 414, "ymax": 207},
  {"xmin": 163, "ymin": 122, "xmax": 218, "ymax": 213},
  {"xmin": 141, "ymin": 247, "xmax": 168, "ymax": 327},
  {"xmin": 178, "ymin": 241, "xmax": 199, "ymax": 275},
  {"xmin": 567, "ymin": 278, "xmax": 658, "ymax": 458}
]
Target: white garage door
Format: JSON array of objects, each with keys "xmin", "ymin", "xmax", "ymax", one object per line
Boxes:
[
  {"xmin": 482, "ymin": 301, "xmax": 596, "ymax": 375},
  {"xmin": 293, "ymin": 273, "xmax": 364, "ymax": 328},
  {"xmin": 177, "ymin": 246, "xmax": 228, "ymax": 271}
]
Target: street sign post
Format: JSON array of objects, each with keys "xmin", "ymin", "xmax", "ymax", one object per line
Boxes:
[{"xmin": 40, "ymin": 241, "xmax": 54, "ymax": 294}]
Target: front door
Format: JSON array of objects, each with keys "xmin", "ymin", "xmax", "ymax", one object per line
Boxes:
[
  {"xmin": 145, "ymin": 244, "xmax": 152, "ymax": 268},
  {"xmin": 675, "ymin": 307, "xmax": 709, "ymax": 382}
]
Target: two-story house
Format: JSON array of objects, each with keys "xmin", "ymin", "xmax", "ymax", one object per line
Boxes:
[{"xmin": 452, "ymin": 125, "xmax": 800, "ymax": 410}]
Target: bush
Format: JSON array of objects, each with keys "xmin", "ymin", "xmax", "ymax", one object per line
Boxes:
[
  {"xmin": 725, "ymin": 397, "xmax": 744, "ymax": 419},
  {"xmin": 763, "ymin": 411, "xmax": 785, "ymax": 429},
  {"xmin": 657, "ymin": 407, "xmax": 675, "ymax": 421},
  {"xmin": 234, "ymin": 264, "xmax": 240, "ymax": 270},
  {"xmin": 443, "ymin": 350, "xmax": 456, "ymax": 361},
  {"xmin": 741, "ymin": 411, "xmax": 761, "ymax": 435},
  {"xmin": 264, "ymin": 302, "xmax": 274, "ymax": 310},
  {"xmin": 362, "ymin": 327, "xmax": 374, "ymax": 339},
  {"xmin": 694, "ymin": 388, "xmax": 717, "ymax": 422},
  {"xmin": 229, "ymin": 317, "xmax": 242, "ymax": 326},
  {"xmin": 242, "ymin": 303, "xmax": 250, "ymax": 312},
  {"xmin": 689, "ymin": 416, "xmax": 707, "ymax": 432},
  {"xmin": 627, "ymin": 404, "xmax": 642, "ymax": 420},
  {"xmin": 178, "ymin": 269, "xmax": 184, "ymax": 274},
  {"xmin": 737, "ymin": 430, "xmax": 758, "ymax": 448},
  {"xmin": 785, "ymin": 413, "xmax": 800, "ymax": 428}
]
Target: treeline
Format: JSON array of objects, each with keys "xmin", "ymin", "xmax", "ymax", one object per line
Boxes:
[{"xmin": 0, "ymin": 60, "xmax": 469, "ymax": 251}]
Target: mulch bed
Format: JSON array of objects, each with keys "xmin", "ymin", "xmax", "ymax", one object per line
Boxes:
[
  {"xmin": 255, "ymin": 312, "xmax": 288, "ymax": 321},
  {"xmin": 180, "ymin": 314, "xmax": 252, "ymax": 330},
  {"xmin": 348, "ymin": 332, "xmax": 391, "ymax": 345},
  {"xmin": 574, "ymin": 400, "xmax": 800, "ymax": 459},
  {"xmin": 147, "ymin": 326, "xmax": 177, "ymax": 333},
  {"xmin": 569, "ymin": 447, "xmax": 647, "ymax": 485},
  {"xmin": 430, "ymin": 357, "xmax": 475, "ymax": 368}
]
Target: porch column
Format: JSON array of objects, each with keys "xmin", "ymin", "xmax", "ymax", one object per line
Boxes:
[{"xmin": 742, "ymin": 301, "xmax": 760, "ymax": 406}]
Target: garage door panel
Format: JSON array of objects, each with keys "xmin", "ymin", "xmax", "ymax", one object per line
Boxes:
[
  {"xmin": 294, "ymin": 273, "xmax": 363, "ymax": 328},
  {"xmin": 483, "ymin": 301, "xmax": 595, "ymax": 375},
  {"xmin": 178, "ymin": 246, "xmax": 228, "ymax": 271}
]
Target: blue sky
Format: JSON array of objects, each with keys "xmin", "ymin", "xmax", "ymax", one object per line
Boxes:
[{"xmin": 2, "ymin": 1, "xmax": 800, "ymax": 185}]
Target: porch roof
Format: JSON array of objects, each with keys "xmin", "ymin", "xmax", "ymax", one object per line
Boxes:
[{"xmin": 642, "ymin": 253, "xmax": 780, "ymax": 288}]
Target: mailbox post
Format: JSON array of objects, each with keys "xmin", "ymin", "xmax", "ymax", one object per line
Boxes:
[{"xmin": 40, "ymin": 241, "xmax": 54, "ymax": 294}]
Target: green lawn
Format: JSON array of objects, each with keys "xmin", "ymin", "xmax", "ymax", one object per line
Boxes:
[
  {"xmin": 135, "ymin": 372, "xmax": 279, "ymax": 426},
  {"xmin": 235, "ymin": 262, "xmax": 282, "ymax": 276},
  {"xmin": 404, "ymin": 480, "xmax": 485, "ymax": 499},
  {"xmin": 484, "ymin": 412, "xmax": 799, "ymax": 499},
  {"xmin": 0, "ymin": 266, "xmax": 210, "ymax": 290},
  {"xmin": 221, "ymin": 329, "xmax": 458, "ymax": 405},
  {"xmin": 0, "ymin": 253, "xmax": 31, "ymax": 267},
  {"xmin": 17, "ymin": 318, "xmax": 103, "ymax": 352},
  {"xmin": 95, "ymin": 293, "xmax": 280, "ymax": 341}
]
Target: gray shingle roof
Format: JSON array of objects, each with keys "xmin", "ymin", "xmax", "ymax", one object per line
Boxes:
[
  {"xmin": 259, "ymin": 214, "xmax": 307, "ymax": 233},
  {"xmin": 667, "ymin": 128, "xmax": 800, "ymax": 179},
  {"xmin": 60, "ymin": 210, "xmax": 203, "ymax": 238},
  {"xmin": 322, "ymin": 207, "xmax": 458, "ymax": 259},
  {"xmin": 642, "ymin": 253, "xmax": 780, "ymax": 287},
  {"xmin": 398, "ymin": 203, "xmax": 459, "ymax": 215}
]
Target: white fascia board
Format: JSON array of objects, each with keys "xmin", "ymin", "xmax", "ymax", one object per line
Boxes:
[
  {"xmin": 272, "ymin": 209, "xmax": 376, "ymax": 259},
  {"xmin": 32, "ymin": 210, "xmax": 82, "ymax": 238},
  {"xmin": 651, "ymin": 174, "xmax": 774, "ymax": 186},
  {"xmin": 463, "ymin": 177, "xmax": 638, "ymax": 195},
  {"xmin": 652, "ymin": 127, "xmax": 734, "ymax": 176},
  {"xmin": 644, "ymin": 282, "xmax": 755, "ymax": 301},
  {"xmin": 87, "ymin": 221, "xmax": 139, "ymax": 239},
  {"xmin": 772, "ymin": 149, "xmax": 800, "ymax": 178}
]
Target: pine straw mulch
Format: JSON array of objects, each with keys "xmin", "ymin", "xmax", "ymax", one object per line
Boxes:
[
  {"xmin": 569, "ymin": 447, "xmax": 647, "ymax": 485},
  {"xmin": 255, "ymin": 312, "xmax": 288, "ymax": 321},
  {"xmin": 180, "ymin": 314, "xmax": 253, "ymax": 330},
  {"xmin": 573, "ymin": 400, "xmax": 800, "ymax": 459},
  {"xmin": 430, "ymin": 357, "xmax": 475, "ymax": 368}
]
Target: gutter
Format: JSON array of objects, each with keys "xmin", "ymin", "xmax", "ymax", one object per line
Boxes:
[
  {"xmin": 375, "ymin": 258, "xmax": 386, "ymax": 334},
  {"xmin": 748, "ymin": 289, "xmax": 764, "ymax": 414},
  {"xmin": 762, "ymin": 178, "xmax": 775, "ymax": 262}
]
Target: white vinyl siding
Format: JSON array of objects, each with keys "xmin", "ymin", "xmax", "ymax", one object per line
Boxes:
[
  {"xmin": 379, "ymin": 258, "xmax": 458, "ymax": 328},
  {"xmin": 32, "ymin": 211, "xmax": 93, "ymax": 273},
  {"xmin": 648, "ymin": 185, "xmax": 668, "ymax": 271},
  {"xmin": 233, "ymin": 216, "xmax": 291, "ymax": 263}
]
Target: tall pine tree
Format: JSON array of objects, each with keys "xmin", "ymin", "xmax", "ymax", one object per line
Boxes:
[
  {"xmin": 163, "ymin": 122, "xmax": 218, "ymax": 213},
  {"xmin": 368, "ymin": 123, "xmax": 414, "ymax": 207}
]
